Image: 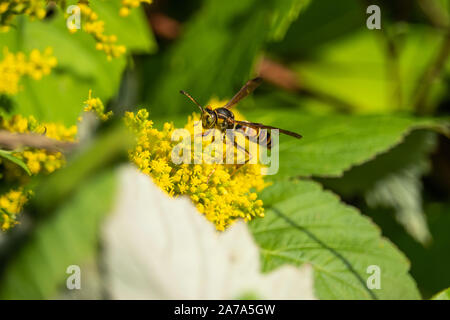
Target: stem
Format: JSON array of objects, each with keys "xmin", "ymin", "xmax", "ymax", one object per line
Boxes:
[
  {"xmin": 417, "ymin": 0, "xmax": 449, "ymax": 30},
  {"xmin": 414, "ymin": 30, "xmax": 450, "ymax": 115},
  {"xmin": 0, "ymin": 130, "xmax": 75, "ymax": 151},
  {"xmin": 383, "ymin": 32, "xmax": 403, "ymax": 111}
]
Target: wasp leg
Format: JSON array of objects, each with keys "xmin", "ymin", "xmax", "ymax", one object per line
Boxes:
[
  {"xmin": 195, "ymin": 129, "xmax": 214, "ymax": 139},
  {"xmin": 230, "ymin": 142, "xmax": 253, "ymax": 177},
  {"xmin": 206, "ymin": 164, "xmax": 218, "ymax": 184},
  {"xmin": 207, "ymin": 135, "xmax": 252, "ymax": 183},
  {"xmin": 201, "ymin": 129, "xmax": 220, "ymax": 184}
]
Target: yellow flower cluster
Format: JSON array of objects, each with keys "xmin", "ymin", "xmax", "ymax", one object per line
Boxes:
[
  {"xmin": 72, "ymin": 2, "xmax": 126, "ymax": 60},
  {"xmin": 0, "ymin": 47, "xmax": 57, "ymax": 95},
  {"xmin": 82, "ymin": 90, "xmax": 113, "ymax": 121},
  {"xmin": 125, "ymin": 106, "xmax": 266, "ymax": 231},
  {"xmin": 0, "ymin": 189, "xmax": 29, "ymax": 231},
  {"xmin": 119, "ymin": 0, "xmax": 151, "ymax": 17},
  {"xmin": 1, "ymin": 1, "xmax": 150, "ymax": 59},
  {"xmin": 0, "ymin": 114, "xmax": 77, "ymax": 230},
  {"xmin": 0, "ymin": 0, "xmax": 47, "ymax": 32}
]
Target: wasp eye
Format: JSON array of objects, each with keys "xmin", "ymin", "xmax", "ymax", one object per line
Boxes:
[{"xmin": 202, "ymin": 111, "xmax": 216, "ymax": 128}]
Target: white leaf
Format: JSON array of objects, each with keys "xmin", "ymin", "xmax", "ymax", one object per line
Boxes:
[{"xmin": 102, "ymin": 166, "xmax": 316, "ymax": 300}]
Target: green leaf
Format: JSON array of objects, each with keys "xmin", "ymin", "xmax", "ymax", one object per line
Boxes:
[
  {"xmin": 0, "ymin": 3, "xmax": 155, "ymax": 125},
  {"xmin": 269, "ymin": 0, "xmax": 311, "ymax": 41},
  {"xmin": 320, "ymin": 131, "xmax": 438, "ymax": 244},
  {"xmin": 0, "ymin": 149, "xmax": 31, "ymax": 176},
  {"xmin": 244, "ymin": 110, "xmax": 447, "ymax": 178},
  {"xmin": 249, "ymin": 179, "xmax": 421, "ymax": 299},
  {"xmin": 31, "ymin": 122, "xmax": 133, "ymax": 215},
  {"xmin": 0, "ymin": 170, "xmax": 116, "ymax": 299},
  {"xmin": 89, "ymin": 1, "xmax": 156, "ymax": 53},
  {"xmin": 319, "ymin": 131, "xmax": 438, "ymax": 195},
  {"xmin": 367, "ymin": 201, "xmax": 450, "ymax": 299},
  {"xmin": 269, "ymin": 0, "xmax": 365, "ymax": 56},
  {"xmin": 146, "ymin": 0, "xmax": 310, "ymax": 116},
  {"xmin": 365, "ymin": 165, "xmax": 432, "ymax": 245},
  {"xmin": 291, "ymin": 26, "xmax": 450, "ymax": 113},
  {"xmin": 432, "ymin": 288, "xmax": 450, "ymax": 300}
]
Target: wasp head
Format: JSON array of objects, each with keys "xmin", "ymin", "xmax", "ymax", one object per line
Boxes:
[{"xmin": 202, "ymin": 106, "xmax": 217, "ymax": 129}]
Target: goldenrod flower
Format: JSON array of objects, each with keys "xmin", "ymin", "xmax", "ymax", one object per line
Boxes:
[
  {"xmin": 0, "ymin": 0, "xmax": 47, "ymax": 32},
  {"xmin": 0, "ymin": 188, "xmax": 29, "ymax": 231},
  {"xmin": 0, "ymin": 114, "xmax": 77, "ymax": 230},
  {"xmin": 1, "ymin": 115, "xmax": 76, "ymax": 178},
  {"xmin": 73, "ymin": 3, "xmax": 126, "ymax": 60},
  {"xmin": 125, "ymin": 104, "xmax": 267, "ymax": 231},
  {"xmin": 1, "ymin": 1, "xmax": 137, "ymax": 59},
  {"xmin": 1, "ymin": 92, "xmax": 266, "ymax": 232},
  {"xmin": 82, "ymin": 89, "xmax": 113, "ymax": 121},
  {"xmin": 119, "ymin": 0, "xmax": 152, "ymax": 17},
  {"xmin": 0, "ymin": 47, "xmax": 57, "ymax": 95}
]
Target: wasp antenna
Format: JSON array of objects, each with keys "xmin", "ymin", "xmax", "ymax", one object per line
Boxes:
[
  {"xmin": 252, "ymin": 76, "xmax": 263, "ymax": 83},
  {"xmin": 180, "ymin": 90, "xmax": 204, "ymax": 112}
]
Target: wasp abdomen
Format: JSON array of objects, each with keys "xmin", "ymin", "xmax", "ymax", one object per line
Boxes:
[{"xmin": 235, "ymin": 123, "xmax": 272, "ymax": 149}]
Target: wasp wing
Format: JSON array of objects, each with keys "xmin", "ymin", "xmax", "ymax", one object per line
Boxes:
[
  {"xmin": 222, "ymin": 77, "xmax": 263, "ymax": 110},
  {"xmin": 233, "ymin": 119, "xmax": 302, "ymax": 139}
]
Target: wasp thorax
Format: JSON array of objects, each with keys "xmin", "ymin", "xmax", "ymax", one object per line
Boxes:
[{"xmin": 215, "ymin": 107, "xmax": 235, "ymax": 130}]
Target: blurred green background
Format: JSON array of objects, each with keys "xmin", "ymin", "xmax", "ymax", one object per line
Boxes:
[{"xmin": 0, "ymin": 0, "xmax": 449, "ymax": 300}]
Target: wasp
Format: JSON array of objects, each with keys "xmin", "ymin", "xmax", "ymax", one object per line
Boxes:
[{"xmin": 180, "ymin": 77, "xmax": 302, "ymax": 175}]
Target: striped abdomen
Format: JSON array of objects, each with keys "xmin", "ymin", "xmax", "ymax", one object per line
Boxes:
[{"xmin": 235, "ymin": 123, "xmax": 272, "ymax": 149}]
